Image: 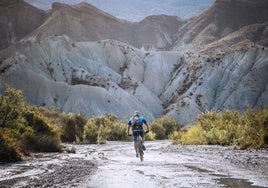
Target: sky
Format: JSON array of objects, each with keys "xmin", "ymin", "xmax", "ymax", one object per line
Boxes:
[{"xmin": 24, "ymin": 0, "xmax": 215, "ymax": 21}]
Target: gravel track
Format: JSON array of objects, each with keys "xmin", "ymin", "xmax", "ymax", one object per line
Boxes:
[{"xmin": 0, "ymin": 141, "xmax": 267, "ymax": 188}]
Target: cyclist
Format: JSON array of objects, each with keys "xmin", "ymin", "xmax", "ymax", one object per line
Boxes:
[{"xmin": 127, "ymin": 111, "xmax": 150, "ymax": 158}]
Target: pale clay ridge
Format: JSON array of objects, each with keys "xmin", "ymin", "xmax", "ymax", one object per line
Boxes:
[
  {"xmin": 0, "ymin": 0, "xmax": 268, "ymax": 124},
  {"xmin": 0, "ymin": 35, "xmax": 267, "ymax": 124}
]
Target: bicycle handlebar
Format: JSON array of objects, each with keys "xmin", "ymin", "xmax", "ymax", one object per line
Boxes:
[{"xmin": 128, "ymin": 130, "xmax": 149, "ymax": 136}]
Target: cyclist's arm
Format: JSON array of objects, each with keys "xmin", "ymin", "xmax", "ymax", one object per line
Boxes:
[
  {"xmin": 127, "ymin": 125, "xmax": 131, "ymax": 135},
  {"xmin": 145, "ymin": 122, "xmax": 149, "ymax": 132},
  {"xmin": 127, "ymin": 119, "xmax": 132, "ymax": 135},
  {"xmin": 141, "ymin": 117, "xmax": 149, "ymax": 132}
]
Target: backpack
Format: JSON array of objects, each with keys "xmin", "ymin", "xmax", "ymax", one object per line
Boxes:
[{"xmin": 133, "ymin": 116, "xmax": 140, "ymax": 126}]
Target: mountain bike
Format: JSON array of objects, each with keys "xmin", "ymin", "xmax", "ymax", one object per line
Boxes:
[{"xmin": 130, "ymin": 131, "xmax": 148, "ymax": 162}]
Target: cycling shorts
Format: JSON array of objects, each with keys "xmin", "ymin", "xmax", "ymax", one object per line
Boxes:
[{"xmin": 132, "ymin": 130, "xmax": 144, "ymax": 141}]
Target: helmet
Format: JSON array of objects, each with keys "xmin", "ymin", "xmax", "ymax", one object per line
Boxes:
[{"xmin": 133, "ymin": 111, "xmax": 140, "ymax": 117}]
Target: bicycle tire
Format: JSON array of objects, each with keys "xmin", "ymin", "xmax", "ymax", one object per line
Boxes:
[
  {"xmin": 139, "ymin": 151, "xmax": 143, "ymax": 162},
  {"xmin": 138, "ymin": 138, "xmax": 144, "ymax": 162}
]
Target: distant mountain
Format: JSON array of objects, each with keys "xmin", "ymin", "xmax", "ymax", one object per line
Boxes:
[
  {"xmin": 173, "ymin": 0, "xmax": 268, "ymax": 51},
  {"xmin": 0, "ymin": 0, "xmax": 267, "ymax": 124},
  {"xmin": 200, "ymin": 22, "xmax": 268, "ymax": 54},
  {"xmin": 0, "ymin": 0, "xmax": 47, "ymax": 50},
  {"xmin": 24, "ymin": 0, "xmax": 215, "ymax": 21},
  {"xmin": 30, "ymin": 2, "xmax": 183, "ymax": 50}
]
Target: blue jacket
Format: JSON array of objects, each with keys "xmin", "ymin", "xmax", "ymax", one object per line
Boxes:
[{"xmin": 128, "ymin": 116, "xmax": 147, "ymax": 131}]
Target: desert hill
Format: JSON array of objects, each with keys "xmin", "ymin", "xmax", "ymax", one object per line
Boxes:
[
  {"xmin": 31, "ymin": 2, "xmax": 183, "ymax": 50},
  {"xmin": 0, "ymin": 0, "xmax": 47, "ymax": 50},
  {"xmin": 24, "ymin": 0, "xmax": 215, "ymax": 21},
  {"xmin": 200, "ymin": 21, "xmax": 268, "ymax": 54},
  {"xmin": 173, "ymin": 0, "xmax": 268, "ymax": 51},
  {"xmin": 1, "ymin": 1, "xmax": 184, "ymax": 51}
]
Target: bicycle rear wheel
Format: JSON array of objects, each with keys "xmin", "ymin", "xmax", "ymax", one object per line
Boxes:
[{"xmin": 138, "ymin": 140, "xmax": 144, "ymax": 162}]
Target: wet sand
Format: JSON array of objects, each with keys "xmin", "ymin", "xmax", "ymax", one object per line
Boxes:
[{"xmin": 0, "ymin": 141, "xmax": 267, "ymax": 187}]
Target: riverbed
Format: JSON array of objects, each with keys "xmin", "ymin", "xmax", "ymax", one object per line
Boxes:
[{"xmin": 0, "ymin": 141, "xmax": 267, "ymax": 187}]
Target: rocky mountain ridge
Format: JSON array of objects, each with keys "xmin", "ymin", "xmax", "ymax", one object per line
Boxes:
[
  {"xmin": 0, "ymin": 0, "xmax": 267, "ymax": 124},
  {"xmin": 24, "ymin": 0, "xmax": 215, "ymax": 21},
  {"xmin": 0, "ymin": 0, "xmax": 47, "ymax": 50},
  {"xmin": 0, "ymin": 1, "xmax": 184, "ymax": 51},
  {"xmin": 172, "ymin": 0, "xmax": 268, "ymax": 51}
]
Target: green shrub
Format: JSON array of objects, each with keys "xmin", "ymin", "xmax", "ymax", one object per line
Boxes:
[
  {"xmin": 0, "ymin": 128, "xmax": 22, "ymax": 162},
  {"xmin": 174, "ymin": 125, "xmax": 205, "ymax": 145},
  {"xmin": 234, "ymin": 107, "xmax": 268, "ymax": 148},
  {"xmin": 160, "ymin": 116, "xmax": 182, "ymax": 136},
  {"xmin": 21, "ymin": 131, "xmax": 61, "ymax": 152},
  {"xmin": 194, "ymin": 110, "xmax": 237, "ymax": 145},
  {"xmin": 150, "ymin": 122, "xmax": 166, "ymax": 140},
  {"xmin": 170, "ymin": 107, "xmax": 268, "ymax": 149},
  {"xmin": 61, "ymin": 113, "xmax": 87, "ymax": 143},
  {"xmin": 24, "ymin": 110, "xmax": 51, "ymax": 133},
  {"xmin": 204, "ymin": 127, "xmax": 229, "ymax": 145},
  {"xmin": 169, "ymin": 130, "xmax": 183, "ymax": 145},
  {"xmin": 108, "ymin": 121, "xmax": 128, "ymax": 141},
  {"xmin": 150, "ymin": 116, "xmax": 182, "ymax": 140},
  {"xmin": 84, "ymin": 113, "xmax": 114, "ymax": 143},
  {"xmin": 0, "ymin": 86, "xmax": 27, "ymax": 131},
  {"xmin": 0, "ymin": 86, "xmax": 64, "ymax": 162},
  {"xmin": 20, "ymin": 106, "xmax": 62, "ymax": 152},
  {"xmin": 102, "ymin": 113, "xmax": 128, "ymax": 141},
  {"xmin": 264, "ymin": 116, "xmax": 268, "ymax": 144},
  {"xmin": 0, "ymin": 86, "xmax": 26, "ymax": 162},
  {"xmin": 145, "ymin": 131, "xmax": 156, "ymax": 141},
  {"xmin": 84, "ymin": 113, "xmax": 128, "ymax": 143},
  {"xmin": 84, "ymin": 120, "xmax": 99, "ymax": 143}
]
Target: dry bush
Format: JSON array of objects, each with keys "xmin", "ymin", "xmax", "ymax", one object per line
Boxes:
[
  {"xmin": 171, "ymin": 107, "xmax": 268, "ymax": 149},
  {"xmin": 0, "ymin": 86, "xmax": 62, "ymax": 162},
  {"xmin": 150, "ymin": 116, "xmax": 182, "ymax": 140},
  {"xmin": 0, "ymin": 128, "xmax": 22, "ymax": 162},
  {"xmin": 61, "ymin": 113, "xmax": 87, "ymax": 143},
  {"xmin": 84, "ymin": 113, "xmax": 128, "ymax": 144}
]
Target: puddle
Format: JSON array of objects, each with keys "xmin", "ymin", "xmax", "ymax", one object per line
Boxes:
[
  {"xmin": 185, "ymin": 165, "xmax": 266, "ymax": 187},
  {"xmin": 185, "ymin": 165, "xmax": 212, "ymax": 173},
  {"xmin": 215, "ymin": 177, "xmax": 266, "ymax": 188}
]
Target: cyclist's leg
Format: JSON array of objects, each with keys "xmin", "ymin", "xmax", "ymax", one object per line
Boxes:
[
  {"xmin": 140, "ymin": 130, "xmax": 146, "ymax": 150},
  {"xmin": 134, "ymin": 141, "xmax": 139, "ymax": 157},
  {"xmin": 140, "ymin": 130, "xmax": 145, "ymax": 142},
  {"xmin": 132, "ymin": 132, "xmax": 139, "ymax": 157}
]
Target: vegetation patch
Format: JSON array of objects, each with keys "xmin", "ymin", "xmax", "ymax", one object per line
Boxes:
[
  {"xmin": 0, "ymin": 86, "xmax": 61, "ymax": 162},
  {"xmin": 84, "ymin": 113, "xmax": 128, "ymax": 144},
  {"xmin": 150, "ymin": 116, "xmax": 182, "ymax": 140},
  {"xmin": 1, "ymin": 86, "xmax": 266, "ymax": 162},
  {"xmin": 170, "ymin": 107, "xmax": 268, "ymax": 149}
]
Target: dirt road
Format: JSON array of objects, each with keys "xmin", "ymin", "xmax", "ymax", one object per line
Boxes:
[{"xmin": 0, "ymin": 141, "xmax": 268, "ymax": 187}]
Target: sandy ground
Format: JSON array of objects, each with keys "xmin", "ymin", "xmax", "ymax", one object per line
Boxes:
[{"xmin": 0, "ymin": 140, "xmax": 267, "ymax": 188}]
